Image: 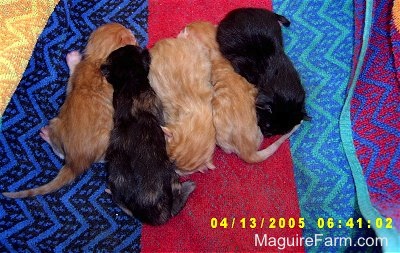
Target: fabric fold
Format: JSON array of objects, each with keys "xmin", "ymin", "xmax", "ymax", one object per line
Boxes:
[{"xmin": 340, "ymin": 0, "xmax": 400, "ymax": 251}]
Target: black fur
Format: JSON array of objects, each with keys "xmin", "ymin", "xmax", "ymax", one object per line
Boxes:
[
  {"xmin": 217, "ymin": 8, "xmax": 308, "ymax": 136},
  {"xmin": 101, "ymin": 45, "xmax": 195, "ymax": 225}
]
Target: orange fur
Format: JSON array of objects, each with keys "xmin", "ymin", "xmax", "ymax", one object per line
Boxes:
[
  {"xmin": 181, "ymin": 21, "xmax": 299, "ymax": 163},
  {"xmin": 2, "ymin": 23, "xmax": 137, "ymax": 198},
  {"xmin": 148, "ymin": 37, "xmax": 216, "ymax": 174}
]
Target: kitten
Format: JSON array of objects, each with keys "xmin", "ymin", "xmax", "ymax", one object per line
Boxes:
[
  {"xmin": 148, "ymin": 37, "xmax": 216, "ymax": 174},
  {"xmin": 2, "ymin": 23, "xmax": 137, "ymax": 198},
  {"xmin": 179, "ymin": 21, "xmax": 300, "ymax": 163},
  {"xmin": 101, "ymin": 45, "xmax": 195, "ymax": 225},
  {"xmin": 217, "ymin": 8, "xmax": 308, "ymax": 137}
]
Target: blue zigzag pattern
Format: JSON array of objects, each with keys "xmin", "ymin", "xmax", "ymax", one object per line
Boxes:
[
  {"xmin": 274, "ymin": 0, "xmax": 379, "ymax": 252},
  {"xmin": 0, "ymin": 0, "xmax": 147, "ymax": 251}
]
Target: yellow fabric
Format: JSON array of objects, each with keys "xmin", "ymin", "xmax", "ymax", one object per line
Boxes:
[
  {"xmin": 394, "ymin": 0, "xmax": 400, "ymax": 32},
  {"xmin": 0, "ymin": 0, "xmax": 59, "ymax": 116}
]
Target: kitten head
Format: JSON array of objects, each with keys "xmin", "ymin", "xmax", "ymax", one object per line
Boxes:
[
  {"xmin": 101, "ymin": 45, "xmax": 150, "ymax": 93},
  {"xmin": 108, "ymin": 157, "xmax": 196, "ymax": 225},
  {"xmin": 256, "ymin": 92, "xmax": 307, "ymax": 136},
  {"xmin": 256, "ymin": 61, "xmax": 308, "ymax": 136},
  {"xmin": 140, "ymin": 179, "xmax": 196, "ymax": 225},
  {"xmin": 85, "ymin": 23, "xmax": 137, "ymax": 63},
  {"xmin": 178, "ymin": 21, "xmax": 218, "ymax": 51}
]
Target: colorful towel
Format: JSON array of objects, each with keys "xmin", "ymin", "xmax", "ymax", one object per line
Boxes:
[
  {"xmin": 341, "ymin": 0, "xmax": 400, "ymax": 251},
  {"xmin": 392, "ymin": 0, "xmax": 400, "ymax": 83},
  {"xmin": 0, "ymin": 1, "xmax": 58, "ymax": 117},
  {"xmin": 0, "ymin": 0, "xmax": 146, "ymax": 251},
  {"xmin": 274, "ymin": 0, "xmax": 382, "ymax": 252},
  {"xmin": 142, "ymin": 1, "xmax": 304, "ymax": 252},
  {"xmin": 2, "ymin": 0, "xmax": 399, "ymax": 252},
  {"xmin": 353, "ymin": 2, "xmax": 400, "ymax": 224}
]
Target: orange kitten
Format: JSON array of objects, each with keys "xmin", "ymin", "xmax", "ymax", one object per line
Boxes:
[
  {"xmin": 180, "ymin": 21, "xmax": 300, "ymax": 163},
  {"xmin": 3, "ymin": 23, "xmax": 137, "ymax": 198},
  {"xmin": 148, "ymin": 37, "xmax": 216, "ymax": 174}
]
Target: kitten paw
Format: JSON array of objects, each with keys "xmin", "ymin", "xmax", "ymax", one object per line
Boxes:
[
  {"xmin": 181, "ymin": 181, "xmax": 196, "ymax": 193},
  {"xmin": 196, "ymin": 164, "xmax": 212, "ymax": 174},
  {"xmin": 221, "ymin": 147, "xmax": 233, "ymax": 154},
  {"xmin": 66, "ymin": 51, "xmax": 82, "ymax": 71},
  {"xmin": 197, "ymin": 167, "xmax": 208, "ymax": 174},
  {"xmin": 39, "ymin": 125, "xmax": 51, "ymax": 144},
  {"xmin": 206, "ymin": 161, "xmax": 216, "ymax": 170}
]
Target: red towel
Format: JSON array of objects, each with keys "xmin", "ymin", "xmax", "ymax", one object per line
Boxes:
[
  {"xmin": 148, "ymin": 0, "xmax": 271, "ymax": 47},
  {"xmin": 142, "ymin": 1, "xmax": 304, "ymax": 251}
]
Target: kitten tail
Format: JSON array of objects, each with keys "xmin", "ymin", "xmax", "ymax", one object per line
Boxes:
[
  {"xmin": 245, "ymin": 123, "xmax": 301, "ymax": 163},
  {"xmin": 2, "ymin": 165, "xmax": 77, "ymax": 198}
]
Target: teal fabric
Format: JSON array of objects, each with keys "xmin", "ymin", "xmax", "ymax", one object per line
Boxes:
[{"xmin": 274, "ymin": 0, "xmax": 379, "ymax": 251}]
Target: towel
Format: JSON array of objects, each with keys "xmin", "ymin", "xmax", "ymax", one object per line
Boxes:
[{"xmin": 141, "ymin": 1, "xmax": 304, "ymax": 252}]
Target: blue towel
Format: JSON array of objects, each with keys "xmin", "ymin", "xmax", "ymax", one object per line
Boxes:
[{"xmin": 0, "ymin": 0, "xmax": 147, "ymax": 251}]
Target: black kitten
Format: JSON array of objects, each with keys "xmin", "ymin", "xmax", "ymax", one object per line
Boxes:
[
  {"xmin": 217, "ymin": 8, "xmax": 308, "ymax": 136},
  {"xmin": 101, "ymin": 45, "xmax": 195, "ymax": 225}
]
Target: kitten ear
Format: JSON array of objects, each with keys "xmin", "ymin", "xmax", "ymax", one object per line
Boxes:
[
  {"xmin": 120, "ymin": 34, "xmax": 137, "ymax": 45},
  {"xmin": 303, "ymin": 112, "xmax": 312, "ymax": 121},
  {"xmin": 255, "ymin": 94, "xmax": 273, "ymax": 113},
  {"xmin": 141, "ymin": 49, "xmax": 151, "ymax": 73},
  {"xmin": 100, "ymin": 63, "xmax": 110, "ymax": 77},
  {"xmin": 275, "ymin": 13, "xmax": 291, "ymax": 27},
  {"xmin": 161, "ymin": 126, "xmax": 173, "ymax": 142},
  {"xmin": 177, "ymin": 27, "xmax": 188, "ymax": 38},
  {"xmin": 300, "ymin": 106, "xmax": 311, "ymax": 121},
  {"xmin": 104, "ymin": 188, "xmax": 112, "ymax": 195}
]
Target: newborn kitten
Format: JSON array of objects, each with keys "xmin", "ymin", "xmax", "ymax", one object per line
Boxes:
[
  {"xmin": 148, "ymin": 37, "xmax": 216, "ymax": 174},
  {"xmin": 180, "ymin": 21, "xmax": 300, "ymax": 163},
  {"xmin": 101, "ymin": 45, "xmax": 195, "ymax": 225},
  {"xmin": 217, "ymin": 8, "xmax": 308, "ymax": 136},
  {"xmin": 3, "ymin": 23, "xmax": 137, "ymax": 198}
]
